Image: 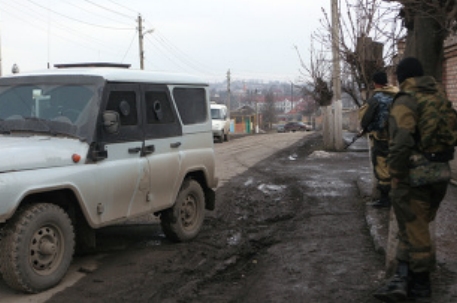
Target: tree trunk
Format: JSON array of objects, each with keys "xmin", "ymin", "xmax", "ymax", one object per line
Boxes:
[{"xmin": 404, "ymin": 11, "xmax": 446, "ymax": 81}]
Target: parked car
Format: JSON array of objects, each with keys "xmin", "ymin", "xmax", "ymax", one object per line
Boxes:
[
  {"xmin": 304, "ymin": 122, "xmax": 314, "ymax": 131},
  {"xmin": 0, "ymin": 63, "xmax": 218, "ymax": 293},
  {"xmin": 283, "ymin": 121, "xmax": 311, "ymax": 132},
  {"xmin": 276, "ymin": 124, "xmax": 286, "ymax": 133},
  {"xmin": 211, "ymin": 102, "xmax": 230, "ymax": 143}
]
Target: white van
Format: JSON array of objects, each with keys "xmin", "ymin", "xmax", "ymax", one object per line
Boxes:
[
  {"xmin": 210, "ymin": 102, "xmax": 230, "ymax": 143},
  {"xmin": 0, "ymin": 63, "xmax": 218, "ymax": 293}
]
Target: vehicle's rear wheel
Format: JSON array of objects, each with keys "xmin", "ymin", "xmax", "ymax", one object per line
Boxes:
[
  {"xmin": 0, "ymin": 203, "xmax": 74, "ymax": 293},
  {"xmin": 218, "ymin": 132, "xmax": 225, "ymax": 143},
  {"xmin": 160, "ymin": 179, "xmax": 205, "ymax": 242}
]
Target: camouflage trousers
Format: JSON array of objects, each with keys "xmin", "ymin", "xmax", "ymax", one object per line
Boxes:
[
  {"xmin": 391, "ymin": 178, "xmax": 448, "ymax": 272},
  {"xmin": 370, "ymin": 136, "xmax": 390, "ymax": 188}
]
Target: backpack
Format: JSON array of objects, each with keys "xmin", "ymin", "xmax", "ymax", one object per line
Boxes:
[
  {"xmin": 368, "ymin": 92, "xmax": 394, "ymax": 132},
  {"xmin": 409, "ymin": 89, "xmax": 457, "ymax": 152}
]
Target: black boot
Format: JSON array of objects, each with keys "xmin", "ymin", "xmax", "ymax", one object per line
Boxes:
[
  {"xmin": 373, "ymin": 262, "xmax": 409, "ymax": 302},
  {"xmin": 410, "ymin": 272, "xmax": 431, "ymax": 302},
  {"xmin": 371, "ymin": 185, "xmax": 391, "ymax": 208}
]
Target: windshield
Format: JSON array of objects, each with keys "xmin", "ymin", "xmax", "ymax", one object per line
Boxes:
[
  {"xmin": 211, "ymin": 108, "xmax": 223, "ymax": 119},
  {"xmin": 0, "ymin": 75, "xmax": 104, "ymax": 142}
]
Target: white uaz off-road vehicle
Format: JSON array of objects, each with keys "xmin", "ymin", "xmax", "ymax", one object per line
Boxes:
[{"xmin": 0, "ymin": 63, "xmax": 218, "ymax": 293}]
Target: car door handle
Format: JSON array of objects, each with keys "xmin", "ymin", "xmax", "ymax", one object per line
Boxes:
[
  {"xmin": 128, "ymin": 147, "xmax": 142, "ymax": 154},
  {"xmin": 170, "ymin": 142, "xmax": 181, "ymax": 148},
  {"xmin": 143, "ymin": 144, "xmax": 155, "ymax": 155}
]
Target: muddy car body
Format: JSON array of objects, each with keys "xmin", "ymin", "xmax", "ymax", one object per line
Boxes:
[{"xmin": 0, "ymin": 64, "xmax": 218, "ymax": 293}]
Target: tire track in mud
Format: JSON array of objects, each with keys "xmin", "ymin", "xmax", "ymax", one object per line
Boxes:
[{"xmin": 157, "ymin": 134, "xmax": 325, "ymax": 302}]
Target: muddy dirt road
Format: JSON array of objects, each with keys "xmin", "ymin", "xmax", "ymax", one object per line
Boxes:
[
  {"xmin": 6, "ymin": 132, "xmax": 394, "ymax": 302},
  {"xmin": 0, "ymin": 131, "xmax": 312, "ymax": 302}
]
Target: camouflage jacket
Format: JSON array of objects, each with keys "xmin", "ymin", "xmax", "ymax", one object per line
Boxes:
[
  {"xmin": 387, "ymin": 76, "xmax": 452, "ymax": 178},
  {"xmin": 360, "ymin": 85, "xmax": 398, "ymax": 140}
]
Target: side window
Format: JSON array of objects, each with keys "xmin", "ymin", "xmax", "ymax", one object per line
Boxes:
[
  {"xmin": 173, "ymin": 87, "xmax": 207, "ymax": 125},
  {"xmin": 145, "ymin": 91, "xmax": 175, "ymax": 124},
  {"xmin": 101, "ymin": 85, "xmax": 142, "ymax": 143},
  {"xmin": 142, "ymin": 86, "xmax": 182, "ymax": 139},
  {"xmin": 106, "ymin": 91, "xmax": 138, "ymax": 126}
]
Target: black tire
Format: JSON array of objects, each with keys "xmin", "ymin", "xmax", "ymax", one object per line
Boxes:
[
  {"xmin": 218, "ymin": 132, "xmax": 224, "ymax": 143},
  {"xmin": 160, "ymin": 179, "xmax": 205, "ymax": 242},
  {"xmin": 0, "ymin": 203, "xmax": 75, "ymax": 293}
]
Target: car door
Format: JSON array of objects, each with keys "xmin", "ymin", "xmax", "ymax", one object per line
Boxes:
[
  {"xmin": 134, "ymin": 84, "xmax": 182, "ymax": 213},
  {"xmin": 93, "ymin": 83, "xmax": 150, "ymax": 223}
]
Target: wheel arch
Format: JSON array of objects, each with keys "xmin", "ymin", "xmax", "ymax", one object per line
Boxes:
[
  {"xmin": 10, "ymin": 188, "xmax": 95, "ymax": 251},
  {"xmin": 183, "ymin": 170, "xmax": 216, "ymax": 211}
]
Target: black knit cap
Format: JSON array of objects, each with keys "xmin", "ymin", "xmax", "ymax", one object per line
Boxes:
[
  {"xmin": 396, "ymin": 57, "xmax": 424, "ymax": 84},
  {"xmin": 372, "ymin": 71, "xmax": 387, "ymax": 85}
]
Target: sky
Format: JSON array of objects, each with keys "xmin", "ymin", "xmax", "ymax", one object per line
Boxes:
[{"xmin": 0, "ymin": 0, "xmax": 328, "ymax": 83}]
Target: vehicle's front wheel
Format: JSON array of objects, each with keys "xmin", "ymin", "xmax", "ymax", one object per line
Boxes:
[
  {"xmin": 160, "ymin": 179, "xmax": 205, "ymax": 242},
  {"xmin": 218, "ymin": 131, "xmax": 225, "ymax": 143},
  {"xmin": 0, "ymin": 203, "xmax": 74, "ymax": 293}
]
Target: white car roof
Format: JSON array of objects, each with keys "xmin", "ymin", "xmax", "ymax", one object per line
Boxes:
[
  {"xmin": 2, "ymin": 66, "xmax": 208, "ymax": 86},
  {"xmin": 210, "ymin": 103, "xmax": 227, "ymax": 109}
]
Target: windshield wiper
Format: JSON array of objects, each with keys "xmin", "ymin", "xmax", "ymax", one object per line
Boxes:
[{"xmin": 22, "ymin": 117, "xmax": 56, "ymax": 134}]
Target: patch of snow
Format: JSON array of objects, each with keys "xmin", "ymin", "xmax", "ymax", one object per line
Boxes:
[
  {"xmin": 244, "ymin": 177, "xmax": 254, "ymax": 186},
  {"xmin": 227, "ymin": 231, "xmax": 242, "ymax": 246},
  {"xmin": 309, "ymin": 150, "xmax": 332, "ymax": 158},
  {"xmin": 257, "ymin": 183, "xmax": 286, "ymax": 194}
]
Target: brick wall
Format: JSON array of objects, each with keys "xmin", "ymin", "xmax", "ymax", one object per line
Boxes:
[
  {"xmin": 444, "ymin": 36, "xmax": 457, "ymax": 108},
  {"xmin": 443, "ymin": 36, "xmax": 457, "ymax": 181}
]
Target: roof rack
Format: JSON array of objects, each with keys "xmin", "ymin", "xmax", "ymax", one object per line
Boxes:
[{"xmin": 54, "ymin": 62, "xmax": 131, "ymax": 69}]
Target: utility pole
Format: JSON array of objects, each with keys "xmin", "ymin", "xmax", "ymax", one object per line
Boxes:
[
  {"xmin": 290, "ymin": 82, "xmax": 294, "ymax": 113},
  {"xmin": 255, "ymin": 89, "xmax": 259, "ymax": 133},
  {"xmin": 137, "ymin": 15, "xmax": 154, "ymax": 70},
  {"xmin": 328, "ymin": 0, "xmax": 343, "ymax": 150},
  {"xmin": 332, "ymin": 0, "xmax": 343, "ymax": 150},
  {"xmin": 226, "ymin": 69, "xmax": 231, "ymax": 112},
  {"xmin": 138, "ymin": 15, "xmax": 144, "ymax": 70}
]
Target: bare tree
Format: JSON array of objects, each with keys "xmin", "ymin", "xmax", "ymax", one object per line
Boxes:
[
  {"xmin": 295, "ymin": 43, "xmax": 334, "ymax": 107},
  {"xmin": 311, "ymin": 0, "xmax": 404, "ymax": 105},
  {"xmin": 262, "ymin": 90, "xmax": 277, "ymax": 130},
  {"xmin": 383, "ymin": 0, "xmax": 457, "ymax": 81}
]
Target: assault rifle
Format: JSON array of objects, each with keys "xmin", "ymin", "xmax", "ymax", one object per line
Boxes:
[{"xmin": 344, "ymin": 130, "xmax": 365, "ymax": 149}]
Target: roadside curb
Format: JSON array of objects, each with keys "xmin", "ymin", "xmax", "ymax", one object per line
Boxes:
[{"xmin": 357, "ymin": 175, "xmax": 389, "ymax": 256}]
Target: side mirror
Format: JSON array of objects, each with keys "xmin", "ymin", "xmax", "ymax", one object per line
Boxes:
[{"xmin": 103, "ymin": 111, "xmax": 120, "ymax": 134}]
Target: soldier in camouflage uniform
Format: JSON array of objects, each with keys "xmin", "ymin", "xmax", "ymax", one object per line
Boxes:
[
  {"xmin": 360, "ymin": 71, "xmax": 398, "ymax": 208},
  {"xmin": 374, "ymin": 57, "xmax": 454, "ymax": 302}
]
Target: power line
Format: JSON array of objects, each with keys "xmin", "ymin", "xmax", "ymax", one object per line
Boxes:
[
  {"xmin": 106, "ymin": 0, "xmax": 139, "ymax": 15},
  {"xmin": 59, "ymin": 0, "xmax": 134, "ymax": 26},
  {"xmin": 26, "ymin": 0, "xmax": 134, "ymax": 30},
  {"xmin": 0, "ymin": 6, "xmax": 120, "ymax": 57},
  {"xmin": 121, "ymin": 32, "xmax": 137, "ymax": 63},
  {"xmin": 83, "ymin": 0, "xmax": 136, "ymax": 20},
  {"xmin": 145, "ymin": 35, "xmax": 218, "ymax": 77},
  {"xmin": 2, "ymin": 1, "xmax": 130, "ymax": 53}
]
